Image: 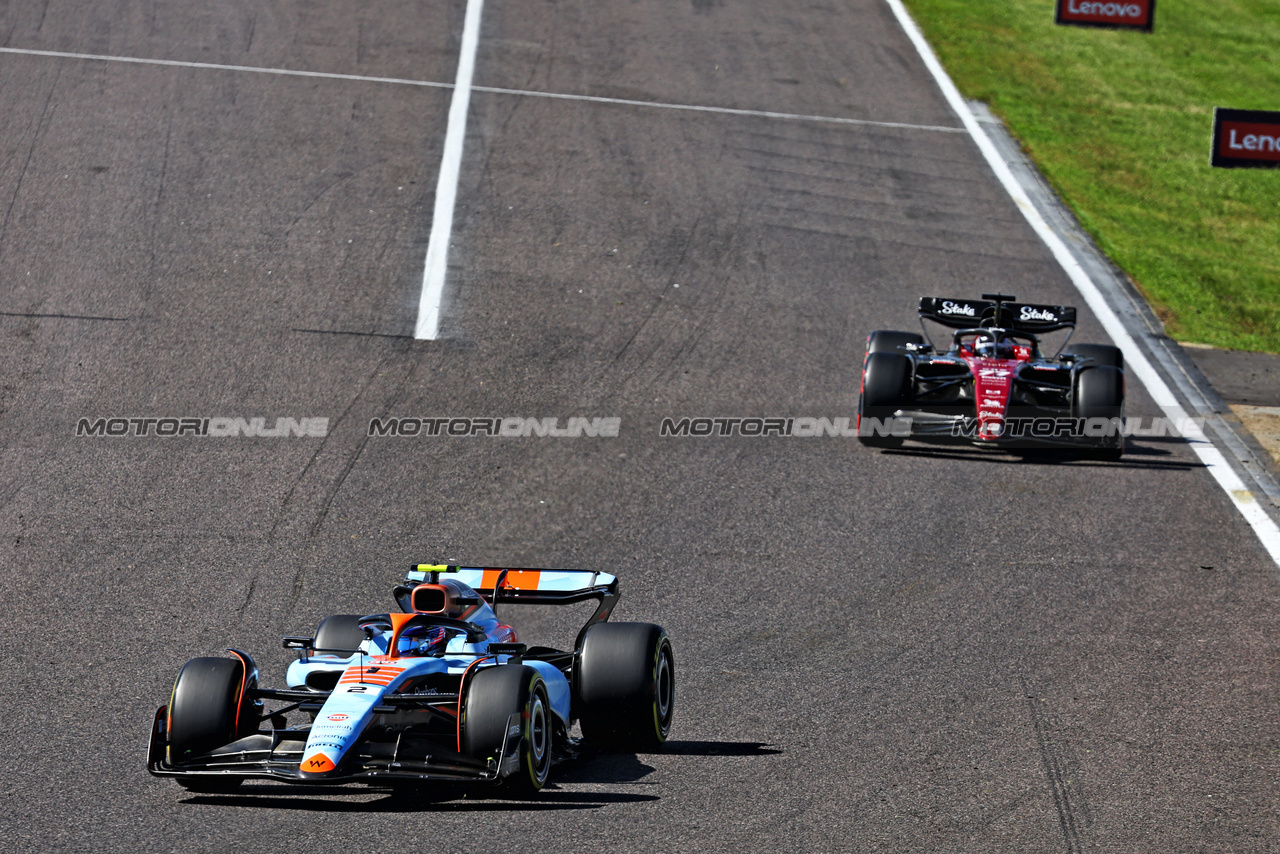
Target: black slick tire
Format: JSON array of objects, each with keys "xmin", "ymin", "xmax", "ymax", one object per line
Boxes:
[
  {"xmin": 463, "ymin": 665, "xmax": 552, "ymax": 795},
  {"xmin": 1066, "ymin": 344, "xmax": 1123, "ymax": 369},
  {"xmin": 167, "ymin": 656, "xmax": 246, "ymax": 792},
  {"xmin": 1074, "ymin": 365, "xmax": 1125, "ymax": 460},
  {"xmin": 313, "ymin": 615, "xmax": 366, "ymax": 656},
  {"xmin": 858, "ymin": 351, "xmax": 912, "ymax": 448},
  {"xmin": 577, "ymin": 623, "xmax": 675, "ymax": 752},
  {"xmin": 865, "ymin": 330, "xmax": 925, "ymax": 355}
]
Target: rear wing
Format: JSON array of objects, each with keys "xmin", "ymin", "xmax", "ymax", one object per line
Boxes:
[
  {"xmin": 398, "ymin": 564, "xmax": 619, "ymax": 646},
  {"xmin": 402, "ymin": 564, "xmax": 617, "ymax": 602},
  {"xmin": 918, "ymin": 296, "xmax": 1076, "ymax": 333}
]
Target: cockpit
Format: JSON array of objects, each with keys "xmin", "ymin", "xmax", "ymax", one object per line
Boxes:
[{"xmin": 953, "ymin": 329, "xmax": 1035, "ymax": 361}]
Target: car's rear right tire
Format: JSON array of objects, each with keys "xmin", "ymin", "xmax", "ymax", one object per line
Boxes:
[{"xmin": 865, "ymin": 330, "xmax": 925, "ymax": 355}]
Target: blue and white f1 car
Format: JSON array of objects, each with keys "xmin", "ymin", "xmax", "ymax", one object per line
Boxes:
[{"xmin": 147, "ymin": 565, "xmax": 675, "ymax": 794}]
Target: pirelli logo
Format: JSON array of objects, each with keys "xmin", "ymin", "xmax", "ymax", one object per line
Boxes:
[
  {"xmin": 1055, "ymin": 0, "xmax": 1154, "ymax": 31},
  {"xmin": 1211, "ymin": 108, "xmax": 1280, "ymax": 169}
]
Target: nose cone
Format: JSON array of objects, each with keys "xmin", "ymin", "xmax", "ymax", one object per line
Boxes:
[{"xmin": 300, "ymin": 752, "xmax": 337, "ymax": 774}]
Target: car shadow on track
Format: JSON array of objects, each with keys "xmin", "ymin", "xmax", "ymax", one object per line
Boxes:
[
  {"xmin": 652, "ymin": 740, "xmax": 781, "ymax": 757},
  {"xmin": 182, "ymin": 786, "xmax": 656, "ymax": 812},
  {"xmin": 879, "ymin": 437, "xmax": 1204, "ymax": 470},
  {"xmin": 556, "ymin": 740, "xmax": 781, "ymax": 786},
  {"xmin": 178, "ymin": 741, "xmax": 778, "ymax": 812}
]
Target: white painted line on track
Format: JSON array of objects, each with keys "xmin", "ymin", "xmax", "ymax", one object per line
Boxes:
[
  {"xmin": 0, "ymin": 46, "xmax": 966, "ymax": 135},
  {"xmin": 885, "ymin": 0, "xmax": 1280, "ymax": 568},
  {"xmin": 0, "ymin": 46, "xmax": 457, "ymax": 90},
  {"xmin": 470, "ymin": 85, "xmax": 968, "ymax": 133},
  {"xmin": 413, "ymin": 0, "xmax": 484, "ymax": 340}
]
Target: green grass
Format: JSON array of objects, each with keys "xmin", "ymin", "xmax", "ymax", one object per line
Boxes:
[{"xmin": 902, "ymin": 0, "xmax": 1280, "ymax": 352}]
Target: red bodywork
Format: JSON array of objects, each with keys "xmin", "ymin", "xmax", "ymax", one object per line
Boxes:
[{"xmin": 958, "ymin": 342, "xmax": 1032, "ymax": 441}]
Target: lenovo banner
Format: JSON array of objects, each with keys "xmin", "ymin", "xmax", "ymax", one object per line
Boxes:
[
  {"xmin": 1211, "ymin": 108, "xmax": 1280, "ymax": 169},
  {"xmin": 1055, "ymin": 0, "xmax": 1154, "ymax": 31}
]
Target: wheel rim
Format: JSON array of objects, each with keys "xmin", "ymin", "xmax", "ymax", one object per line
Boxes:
[
  {"xmin": 655, "ymin": 644, "xmax": 673, "ymax": 733},
  {"xmin": 528, "ymin": 694, "xmax": 549, "ymax": 780}
]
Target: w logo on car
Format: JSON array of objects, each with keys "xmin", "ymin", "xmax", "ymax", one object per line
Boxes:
[
  {"xmin": 327, "ymin": 714, "xmax": 349, "ymax": 721},
  {"xmin": 301, "ymin": 754, "xmax": 336, "ymax": 773}
]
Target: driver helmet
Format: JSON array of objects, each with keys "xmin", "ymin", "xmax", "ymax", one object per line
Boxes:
[
  {"xmin": 974, "ymin": 333, "xmax": 1015, "ymax": 359},
  {"xmin": 411, "ymin": 625, "xmax": 449, "ymax": 655}
]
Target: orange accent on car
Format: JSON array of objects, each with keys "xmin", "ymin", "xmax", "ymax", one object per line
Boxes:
[
  {"xmin": 338, "ymin": 671, "xmax": 396, "ymax": 686},
  {"xmin": 482, "ymin": 568, "xmax": 543, "ymax": 591},
  {"xmin": 226, "ymin": 649, "xmax": 250, "ymax": 735},
  {"xmin": 505, "ymin": 570, "xmax": 543, "ymax": 590},
  {"xmin": 385, "ymin": 612, "xmax": 419, "ymax": 660},
  {"xmin": 300, "ymin": 754, "xmax": 336, "ymax": 774}
]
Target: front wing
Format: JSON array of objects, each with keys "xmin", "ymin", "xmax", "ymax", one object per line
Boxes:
[
  {"xmin": 147, "ymin": 704, "xmax": 525, "ymax": 787},
  {"xmin": 887, "ymin": 408, "xmax": 1123, "ymax": 450}
]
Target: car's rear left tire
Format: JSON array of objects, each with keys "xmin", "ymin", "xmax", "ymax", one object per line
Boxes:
[
  {"xmin": 577, "ymin": 623, "xmax": 675, "ymax": 752},
  {"xmin": 167, "ymin": 656, "xmax": 247, "ymax": 792},
  {"xmin": 463, "ymin": 665, "xmax": 552, "ymax": 795},
  {"xmin": 1066, "ymin": 343, "xmax": 1123, "ymax": 369},
  {"xmin": 1074, "ymin": 365, "xmax": 1125, "ymax": 460}
]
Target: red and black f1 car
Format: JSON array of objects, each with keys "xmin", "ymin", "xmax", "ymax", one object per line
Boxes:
[
  {"xmin": 147, "ymin": 565, "xmax": 674, "ymax": 794},
  {"xmin": 857, "ymin": 294, "xmax": 1124, "ymax": 457}
]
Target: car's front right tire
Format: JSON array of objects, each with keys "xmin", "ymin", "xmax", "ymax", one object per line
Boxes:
[
  {"xmin": 167, "ymin": 656, "xmax": 247, "ymax": 792},
  {"xmin": 865, "ymin": 330, "xmax": 925, "ymax": 355},
  {"xmin": 858, "ymin": 351, "xmax": 912, "ymax": 448},
  {"xmin": 313, "ymin": 614, "xmax": 367, "ymax": 656}
]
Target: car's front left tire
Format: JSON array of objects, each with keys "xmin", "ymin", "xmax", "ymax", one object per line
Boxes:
[
  {"xmin": 1074, "ymin": 364, "xmax": 1125, "ymax": 460},
  {"xmin": 462, "ymin": 665, "xmax": 552, "ymax": 795}
]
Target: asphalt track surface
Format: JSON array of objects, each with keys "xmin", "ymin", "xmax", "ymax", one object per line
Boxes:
[{"xmin": 1, "ymin": 2, "xmax": 1277, "ymax": 852}]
